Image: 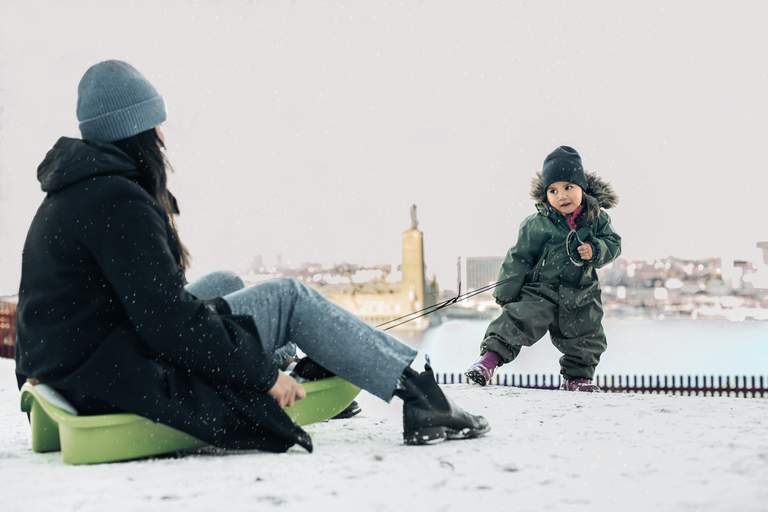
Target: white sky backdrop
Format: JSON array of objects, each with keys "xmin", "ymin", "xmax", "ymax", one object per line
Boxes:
[{"xmin": 1, "ymin": 0, "xmax": 766, "ymax": 294}]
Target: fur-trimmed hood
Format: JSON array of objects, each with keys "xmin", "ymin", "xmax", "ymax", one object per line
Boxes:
[{"xmin": 530, "ymin": 171, "xmax": 619, "ymax": 209}]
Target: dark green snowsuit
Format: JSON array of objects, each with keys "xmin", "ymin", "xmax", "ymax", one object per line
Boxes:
[{"xmin": 481, "ymin": 172, "xmax": 621, "ymax": 379}]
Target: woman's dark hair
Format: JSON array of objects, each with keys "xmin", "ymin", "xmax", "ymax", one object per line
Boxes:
[{"xmin": 113, "ymin": 129, "xmax": 191, "ymax": 271}]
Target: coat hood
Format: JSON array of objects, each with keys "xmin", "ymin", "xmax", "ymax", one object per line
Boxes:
[
  {"xmin": 530, "ymin": 171, "xmax": 619, "ymax": 209},
  {"xmin": 37, "ymin": 137, "xmax": 139, "ymax": 193}
]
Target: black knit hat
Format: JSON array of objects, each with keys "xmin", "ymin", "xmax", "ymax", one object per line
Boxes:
[{"xmin": 542, "ymin": 146, "xmax": 588, "ymax": 191}]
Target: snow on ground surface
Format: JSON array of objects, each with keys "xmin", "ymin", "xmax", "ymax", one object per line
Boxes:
[{"xmin": 1, "ymin": 358, "xmax": 766, "ymax": 512}]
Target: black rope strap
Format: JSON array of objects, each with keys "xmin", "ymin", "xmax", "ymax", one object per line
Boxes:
[{"xmin": 376, "ymin": 276, "xmax": 516, "ymax": 331}]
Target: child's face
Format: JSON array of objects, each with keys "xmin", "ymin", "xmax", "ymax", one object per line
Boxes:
[{"xmin": 546, "ymin": 181, "xmax": 583, "ymax": 215}]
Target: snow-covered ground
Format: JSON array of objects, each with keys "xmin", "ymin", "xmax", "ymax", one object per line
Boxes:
[{"xmin": 0, "ymin": 358, "xmax": 766, "ymax": 512}]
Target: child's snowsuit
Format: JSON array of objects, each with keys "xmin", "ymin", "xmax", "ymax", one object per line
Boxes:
[{"xmin": 481, "ymin": 172, "xmax": 621, "ymax": 379}]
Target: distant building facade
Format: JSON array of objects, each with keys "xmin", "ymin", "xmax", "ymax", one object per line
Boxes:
[
  {"xmin": 0, "ymin": 298, "xmax": 16, "ymax": 359},
  {"xmin": 757, "ymin": 242, "xmax": 768, "ymax": 265},
  {"xmin": 464, "ymin": 256, "xmax": 503, "ymax": 291},
  {"xmin": 313, "ymin": 205, "xmax": 438, "ymax": 331}
]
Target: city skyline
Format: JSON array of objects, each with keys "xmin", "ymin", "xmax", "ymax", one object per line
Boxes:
[
  {"xmin": 2, "ymin": 2, "xmax": 767, "ymax": 293},
  {"xmin": 240, "ymin": 241, "xmax": 768, "ymax": 286}
]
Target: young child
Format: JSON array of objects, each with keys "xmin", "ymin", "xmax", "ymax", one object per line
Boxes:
[{"xmin": 465, "ymin": 146, "xmax": 621, "ymax": 392}]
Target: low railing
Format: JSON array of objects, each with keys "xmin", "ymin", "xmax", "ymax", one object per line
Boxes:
[{"xmin": 435, "ymin": 372, "xmax": 768, "ymax": 398}]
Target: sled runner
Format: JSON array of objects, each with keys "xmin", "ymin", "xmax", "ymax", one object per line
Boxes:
[{"xmin": 20, "ymin": 377, "xmax": 359, "ymax": 465}]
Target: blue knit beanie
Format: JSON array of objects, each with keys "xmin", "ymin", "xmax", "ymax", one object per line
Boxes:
[{"xmin": 76, "ymin": 60, "xmax": 166, "ymax": 142}]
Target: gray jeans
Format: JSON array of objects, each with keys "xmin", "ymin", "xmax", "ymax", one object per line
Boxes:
[
  {"xmin": 185, "ymin": 271, "xmax": 298, "ymax": 368},
  {"xmin": 186, "ymin": 271, "xmax": 417, "ymax": 401}
]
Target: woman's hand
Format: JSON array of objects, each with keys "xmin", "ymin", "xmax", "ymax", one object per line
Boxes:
[
  {"xmin": 267, "ymin": 372, "xmax": 306, "ymax": 408},
  {"xmin": 577, "ymin": 243, "xmax": 593, "ymax": 261}
]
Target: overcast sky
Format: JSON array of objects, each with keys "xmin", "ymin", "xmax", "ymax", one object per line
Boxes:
[{"xmin": 1, "ymin": 0, "xmax": 766, "ymax": 294}]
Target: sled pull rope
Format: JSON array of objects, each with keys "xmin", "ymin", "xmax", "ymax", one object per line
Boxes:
[
  {"xmin": 565, "ymin": 229, "xmax": 586, "ymax": 267},
  {"xmin": 376, "ymin": 275, "xmax": 517, "ymax": 331}
]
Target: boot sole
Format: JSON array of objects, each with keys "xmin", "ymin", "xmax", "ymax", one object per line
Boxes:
[
  {"xmin": 446, "ymin": 423, "xmax": 491, "ymax": 440},
  {"xmin": 464, "ymin": 370, "xmax": 488, "ymax": 387},
  {"xmin": 331, "ymin": 403, "xmax": 362, "ymax": 420},
  {"xmin": 403, "ymin": 426, "xmax": 447, "ymax": 445},
  {"xmin": 404, "ymin": 423, "xmax": 491, "ymax": 445}
]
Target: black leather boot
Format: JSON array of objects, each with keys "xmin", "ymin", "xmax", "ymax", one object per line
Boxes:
[
  {"xmin": 290, "ymin": 357, "xmax": 364, "ymax": 419},
  {"xmin": 331, "ymin": 400, "xmax": 362, "ymax": 419},
  {"xmin": 395, "ymin": 361, "xmax": 490, "ymax": 445}
]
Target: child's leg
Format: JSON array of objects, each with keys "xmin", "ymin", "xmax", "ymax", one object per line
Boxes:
[
  {"xmin": 549, "ymin": 324, "xmax": 607, "ymax": 380},
  {"xmin": 467, "ymin": 284, "xmax": 557, "ymax": 385},
  {"xmin": 481, "ymin": 284, "xmax": 558, "ymax": 364},
  {"xmin": 223, "ymin": 278, "xmax": 417, "ymax": 401},
  {"xmin": 550, "ymin": 285, "xmax": 606, "ymax": 381},
  {"xmin": 185, "ymin": 270, "xmax": 245, "ymax": 299},
  {"xmin": 550, "ymin": 285, "xmax": 606, "ymax": 391}
]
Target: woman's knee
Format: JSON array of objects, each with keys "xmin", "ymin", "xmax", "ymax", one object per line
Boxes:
[
  {"xmin": 272, "ymin": 277, "xmax": 305, "ymax": 296},
  {"xmin": 210, "ymin": 271, "xmax": 245, "ymax": 293},
  {"xmin": 221, "ymin": 271, "xmax": 245, "ymax": 288},
  {"xmin": 187, "ymin": 270, "xmax": 245, "ymax": 299}
]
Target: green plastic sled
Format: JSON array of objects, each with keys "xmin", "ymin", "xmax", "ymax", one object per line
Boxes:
[{"xmin": 20, "ymin": 377, "xmax": 359, "ymax": 465}]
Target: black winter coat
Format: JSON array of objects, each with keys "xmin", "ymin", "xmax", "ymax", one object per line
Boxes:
[{"xmin": 15, "ymin": 137, "xmax": 311, "ymax": 453}]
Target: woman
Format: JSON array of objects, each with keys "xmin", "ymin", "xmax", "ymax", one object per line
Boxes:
[{"xmin": 15, "ymin": 60, "xmax": 489, "ymax": 452}]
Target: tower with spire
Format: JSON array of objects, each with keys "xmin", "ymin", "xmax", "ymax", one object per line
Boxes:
[
  {"xmin": 307, "ymin": 204, "xmax": 438, "ymax": 332},
  {"xmin": 401, "ymin": 204, "xmax": 426, "ymax": 313}
]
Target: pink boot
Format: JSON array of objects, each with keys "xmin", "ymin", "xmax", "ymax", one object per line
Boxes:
[
  {"xmin": 464, "ymin": 352, "xmax": 500, "ymax": 386},
  {"xmin": 560, "ymin": 377, "xmax": 602, "ymax": 392}
]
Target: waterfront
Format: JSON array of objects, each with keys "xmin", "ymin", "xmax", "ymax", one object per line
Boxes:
[{"xmin": 404, "ymin": 319, "xmax": 768, "ymax": 376}]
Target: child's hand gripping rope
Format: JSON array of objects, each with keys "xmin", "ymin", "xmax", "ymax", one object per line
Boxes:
[
  {"xmin": 566, "ymin": 229, "xmax": 594, "ymax": 266},
  {"xmin": 577, "ymin": 243, "xmax": 593, "ymax": 261}
]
